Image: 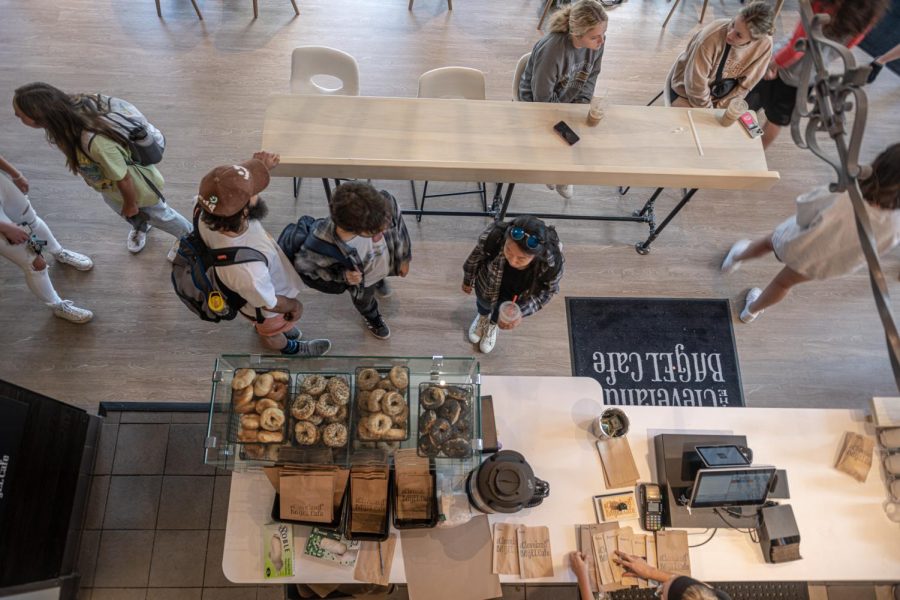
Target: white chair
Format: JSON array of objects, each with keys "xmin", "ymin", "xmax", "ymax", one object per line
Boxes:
[
  {"xmin": 410, "ymin": 67, "xmax": 487, "ymax": 221},
  {"xmin": 512, "ymin": 52, "xmax": 531, "ymax": 101},
  {"xmin": 289, "ymin": 46, "xmax": 360, "ymax": 199}
]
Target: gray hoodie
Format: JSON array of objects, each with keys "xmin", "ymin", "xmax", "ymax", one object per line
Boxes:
[{"xmin": 519, "ymin": 32, "xmax": 604, "ymax": 103}]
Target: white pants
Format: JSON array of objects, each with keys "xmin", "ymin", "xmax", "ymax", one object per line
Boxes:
[{"xmin": 0, "ymin": 174, "xmax": 63, "ymax": 305}]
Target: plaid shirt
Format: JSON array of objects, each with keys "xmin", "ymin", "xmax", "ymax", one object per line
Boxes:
[
  {"xmin": 291, "ymin": 191, "xmax": 412, "ymax": 299},
  {"xmin": 462, "ymin": 223, "xmax": 563, "ymax": 318}
]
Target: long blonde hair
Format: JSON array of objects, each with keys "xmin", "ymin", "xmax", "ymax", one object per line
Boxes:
[{"xmin": 549, "ymin": 0, "xmax": 608, "ymax": 38}]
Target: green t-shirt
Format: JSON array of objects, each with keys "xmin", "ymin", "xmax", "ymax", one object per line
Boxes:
[{"xmin": 76, "ymin": 133, "xmax": 164, "ymax": 208}]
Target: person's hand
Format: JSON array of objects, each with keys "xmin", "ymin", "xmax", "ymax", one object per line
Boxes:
[
  {"xmin": 121, "ymin": 202, "xmax": 140, "ymax": 218},
  {"xmin": 461, "ymin": 283, "xmax": 473, "ymax": 295},
  {"xmin": 345, "ymin": 269, "xmax": 362, "ymax": 285},
  {"xmin": 613, "ymin": 551, "xmax": 654, "ymax": 580},
  {"xmin": 568, "ymin": 551, "xmax": 590, "ymax": 582},
  {"xmin": 13, "ymin": 174, "xmax": 29, "ymax": 194},
  {"xmin": 284, "ymin": 298, "xmax": 303, "ymax": 322},
  {"xmin": 0, "ymin": 223, "xmax": 30, "ymax": 245},
  {"xmin": 497, "ymin": 317, "xmax": 521, "ymax": 331},
  {"xmin": 764, "ymin": 59, "xmax": 778, "ymax": 80},
  {"xmin": 253, "ymin": 151, "xmax": 280, "ymax": 170},
  {"xmin": 399, "ymin": 261, "xmax": 410, "ymax": 277}
]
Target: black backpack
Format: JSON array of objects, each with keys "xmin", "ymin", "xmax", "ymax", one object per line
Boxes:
[
  {"xmin": 278, "ymin": 216, "xmax": 354, "ymax": 295},
  {"xmin": 171, "ymin": 214, "xmax": 267, "ymax": 323}
]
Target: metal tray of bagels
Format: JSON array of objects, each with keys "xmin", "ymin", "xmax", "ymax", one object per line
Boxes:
[
  {"xmin": 416, "ymin": 382, "xmax": 475, "ymax": 459},
  {"xmin": 352, "ymin": 366, "xmax": 411, "ymax": 454},
  {"xmin": 229, "ymin": 368, "xmax": 291, "ymax": 461},
  {"xmin": 288, "ymin": 373, "xmax": 353, "ymax": 461}
]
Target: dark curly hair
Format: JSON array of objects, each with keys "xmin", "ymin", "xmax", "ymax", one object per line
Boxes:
[
  {"xmin": 820, "ymin": 0, "xmax": 888, "ymax": 41},
  {"xmin": 505, "ymin": 215, "xmax": 562, "ymax": 262},
  {"xmin": 330, "ymin": 182, "xmax": 391, "ymax": 234},
  {"xmin": 861, "ymin": 143, "xmax": 900, "ymax": 210}
]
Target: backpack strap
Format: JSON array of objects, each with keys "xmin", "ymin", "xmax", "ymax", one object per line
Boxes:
[
  {"xmin": 304, "ymin": 229, "xmax": 355, "ymax": 269},
  {"xmin": 483, "ymin": 222, "xmax": 510, "ymax": 261}
]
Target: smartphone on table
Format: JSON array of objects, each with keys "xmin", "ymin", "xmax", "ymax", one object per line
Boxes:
[{"xmin": 553, "ymin": 120, "xmax": 580, "ymax": 145}]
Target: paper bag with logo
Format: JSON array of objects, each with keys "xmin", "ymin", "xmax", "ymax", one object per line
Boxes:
[
  {"xmin": 655, "ymin": 530, "xmax": 690, "ymax": 577},
  {"xmin": 280, "ymin": 472, "xmax": 334, "ymax": 523},
  {"xmin": 492, "ymin": 523, "xmax": 520, "ymax": 575},
  {"xmin": 351, "ymin": 468, "xmax": 389, "ymax": 534},
  {"xmin": 835, "ymin": 431, "xmax": 875, "ymax": 483},
  {"xmin": 516, "ymin": 525, "xmax": 553, "ymax": 579},
  {"xmin": 397, "ymin": 473, "xmax": 432, "ymax": 521}
]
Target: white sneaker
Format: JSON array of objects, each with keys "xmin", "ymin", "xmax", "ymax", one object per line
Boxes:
[
  {"xmin": 721, "ymin": 239, "xmax": 751, "ymax": 274},
  {"xmin": 166, "ymin": 239, "xmax": 181, "ymax": 263},
  {"xmin": 556, "ymin": 184, "xmax": 574, "ymax": 200},
  {"xmin": 739, "ymin": 287, "xmax": 763, "ymax": 323},
  {"xmin": 127, "ymin": 227, "xmax": 149, "ymax": 253},
  {"xmin": 52, "ymin": 300, "xmax": 93, "ymax": 323},
  {"xmin": 55, "ymin": 249, "xmax": 93, "ymax": 271},
  {"xmin": 468, "ymin": 314, "xmax": 489, "ymax": 343},
  {"xmin": 479, "ymin": 322, "xmax": 498, "ymax": 353}
]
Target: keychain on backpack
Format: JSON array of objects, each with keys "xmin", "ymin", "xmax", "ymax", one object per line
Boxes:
[{"xmin": 207, "ymin": 290, "xmax": 229, "ymax": 316}]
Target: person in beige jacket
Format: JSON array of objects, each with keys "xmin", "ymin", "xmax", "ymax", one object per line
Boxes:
[{"xmin": 670, "ymin": 1, "xmax": 775, "ymax": 109}]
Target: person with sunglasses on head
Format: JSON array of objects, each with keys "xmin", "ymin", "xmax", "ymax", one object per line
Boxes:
[
  {"xmin": 519, "ymin": 0, "xmax": 608, "ymax": 200},
  {"xmin": 282, "ymin": 181, "xmax": 412, "ymax": 340},
  {"xmin": 670, "ymin": 2, "xmax": 775, "ymax": 110},
  {"xmin": 462, "ymin": 216, "xmax": 564, "ymax": 353}
]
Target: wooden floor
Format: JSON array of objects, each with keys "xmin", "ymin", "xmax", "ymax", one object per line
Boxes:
[{"xmin": 1, "ymin": 0, "xmax": 899, "ymax": 413}]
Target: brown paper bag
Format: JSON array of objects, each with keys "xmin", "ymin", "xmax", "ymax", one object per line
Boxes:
[
  {"xmin": 596, "ymin": 436, "xmax": 640, "ymax": 488},
  {"xmin": 578, "ymin": 526, "xmax": 599, "ymax": 591},
  {"xmin": 633, "ymin": 534, "xmax": 648, "ymax": 588},
  {"xmin": 616, "ymin": 528, "xmax": 636, "ymax": 587},
  {"xmin": 591, "ymin": 532, "xmax": 615, "ymax": 586},
  {"xmin": 835, "ymin": 431, "xmax": 875, "ymax": 482},
  {"xmin": 351, "ymin": 469, "xmax": 389, "ymax": 534},
  {"xmin": 492, "ymin": 523, "xmax": 520, "ymax": 575},
  {"xmin": 280, "ymin": 472, "xmax": 334, "ymax": 523},
  {"xmin": 516, "ymin": 525, "xmax": 553, "ymax": 579},
  {"xmin": 354, "ymin": 534, "xmax": 397, "ymax": 586},
  {"xmin": 333, "ymin": 468, "xmax": 350, "ymax": 511},
  {"xmin": 397, "ymin": 473, "xmax": 433, "ymax": 521},
  {"xmin": 646, "ymin": 534, "xmax": 659, "ymax": 585},
  {"xmin": 603, "ymin": 529, "xmax": 623, "ymax": 583},
  {"xmin": 655, "ymin": 530, "xmax": 690, "ymax": 577}
]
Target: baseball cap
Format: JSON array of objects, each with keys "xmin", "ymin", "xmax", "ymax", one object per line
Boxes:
[{"xmin": 196, "ymin": 159, "xmax": 270, "ymax": 217}]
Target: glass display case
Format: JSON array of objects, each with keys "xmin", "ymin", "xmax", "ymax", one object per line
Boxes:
[{"xmin": 205, "ymin": 354, "xmax": 481, "ymax": 474}]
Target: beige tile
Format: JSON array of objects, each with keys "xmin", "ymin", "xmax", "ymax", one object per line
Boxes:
[
  {"xmin": 166, "ymin": 424, "xmax": 216, "ymax": 476},
  {"xmin": 203, "ymin": 529, "xmax": 238, "ymax": 588},
  {"xmin": 77, "ymin": 529, "xmax": 102, "ymax": 588},
  {"xmin": 146, "ymin": 587, "xmax": 203, "ymax": 600},
  {"xmin": 210, "ymin": 476, "xmax": 232, "ymax": 530},
  {"xmin": 93, "ymin": 423, "xmax": 119, "ymax": 475},
  {"xmin": 200, "ymin": 588, "xmax": 257, "ymax": 600},
  {"xmin": 91, "ymin": 590, "xmax": 147, "ymax": 600},
  {"xmin": 85, "ymin": 476, "xmax": 110, "ymax": 530}
]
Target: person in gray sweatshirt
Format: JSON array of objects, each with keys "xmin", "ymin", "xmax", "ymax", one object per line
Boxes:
[{"xmin": 519, "ymin": 0, "xmax": 608, "ymax": 199}]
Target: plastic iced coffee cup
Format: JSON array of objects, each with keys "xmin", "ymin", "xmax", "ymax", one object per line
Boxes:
[
  {"xmin": 719, "ymin": 98, "xmax": 748, "ymax": 127},
  {"xmin": 587, "ymin": 96, "xmax": 604, "ymax": 126},
  {"xmin": 498, "ymin": 301, "xmax": 522, "ymax": 327}
]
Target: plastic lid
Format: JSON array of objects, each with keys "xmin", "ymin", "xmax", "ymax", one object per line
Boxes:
[{"xmin": 476, "ymin": 450, "xmax": 536, "ymax": 511}]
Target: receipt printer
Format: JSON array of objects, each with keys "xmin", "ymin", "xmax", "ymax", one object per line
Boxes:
[{"xmin": 758, "ymin": 504, "xmax": 801, "ymax": 563}]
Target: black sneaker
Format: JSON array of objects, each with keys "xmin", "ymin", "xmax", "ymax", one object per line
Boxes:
[{"xmin": 365, "ymin": 315, "xmax": 391, "ymax": 339}]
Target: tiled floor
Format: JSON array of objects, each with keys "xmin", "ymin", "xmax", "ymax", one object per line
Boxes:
[{"xmin": 78, "ymin": 407, "xmax": 281, "ymax": 600}]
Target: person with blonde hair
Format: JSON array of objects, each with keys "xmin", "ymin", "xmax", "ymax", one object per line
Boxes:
[
  {"xmin": 670, "ymin": 1, "xmax": 775, "ymax": 109},
  {"xmin": 519, "ymin": 0, "xmax": 608, "ymax": 199}
]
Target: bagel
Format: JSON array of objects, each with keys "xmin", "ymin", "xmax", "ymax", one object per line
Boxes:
[
  {"xmin": 240, "ymin": 414, "xmax": 261, "ymax": 430},
  {"xmin": 270, "ymin": 370, "xmax": 291, "ymax": 384},
  {"xmin": 234, "ymin": 397, "xmax": 256, "ymax": 414},
  {"xmin": 308, "ymin": 413, "xmax": 324, "ymax": 426},
  {"xmin": 326, "ymin": 377, "xmax": 351, "ymax": 405},
  {"xmin": 382, "ymin": 391, "xmax": 406, "ymax": 417},
  {"xmin": 438, "ymin": 399, "xmax": 461, "ymax": 425},
  {"xmin": 260, "ymin": 407, "xmax": 285, "ymax": 432},
  {"xmin": 300, "ymin": 374, "xmax": 327, "ymax": 396},
  {"xmin": 357, "ymin": 368, "xmax": 380, "ymax": 391},
  {"xmin": 376, "ymin": 378, "xmax": 397, "ymax": 392},
  {"xmin": 383, "ymin": 428, "xmax": 406, "ymax": 441},
  {"xmin": 238, "ymin": 429, "xmax": 258, "ymax": 442},
  {"xmin": 366, "ymin": 389, "xmax": 386, "ymax": 413},
  {"xmin": 232, "ymin": 385, "xmax": 253, "ymax": 405},
  {"xmin": 389, "ymin": 366, "xmax": 409, "ymax": 389},
  {"xmin": 253, "ymin": 373, "xmax": 274, "ymax": 398},
  {"xmin": 429, "ymin": 418, "xmax": 452, "ymax": 445},
  {"xmin": 267, "ymin": 381, "xmax": 288, "ymax": 404},
  {"xmin": 294, "ymin": 421, "xmax": 319, "ymax": 445},
  {"xmin": 323, "ymin": 423, "xmax": 348, "ymax": 448},
  {"xmin": 420, "ymin": 386, "xmax": 445, "ymax": 409},
  {"xmin": 367, "ymin": 413, "xmax": 392, "ymax": 437},
  {"xmin": 290, "ymin": 394, "xmax": 316, "ymax": 420},
  {"xmin": 443, "ymin": 436, "xmax": 470, "ymax": 458},
  {"xmin": 232, "ymin": 368, "xmax": 256, "ymax": 390},
  {"xmin": 242, "ymin": 444, "xmax": 265, "ymax": 459},
  {"xmin": 356, "ymin": 390, "xmax": 371, "ymax": 412},
  {"xmin": 418, "ymin": 435, "xmax": 440, "ymax": 457},
  {"xmin": 326, "ymin": 405, "xmax": 348, "ymax": 424},
  {"xmin": 255, "ymin": 398, "xmax": 279, "ymax": 414},
  {"xmin": 316, "ymin": 394, "xmax": 340, "ymax": 418},
  {"xmin": 258, "ymin": 430, "xmax": 284, "ymax": 443}
]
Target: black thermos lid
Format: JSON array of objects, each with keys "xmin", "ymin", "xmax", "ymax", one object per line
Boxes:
[{"xmin": 476, "ymin": 450, "xmax": 536, "ymax": 512}]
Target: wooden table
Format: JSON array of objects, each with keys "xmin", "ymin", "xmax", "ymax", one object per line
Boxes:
[
  {"xmin": 262, "ymin": 95, "xmax": 778, "ymax": 253},
  {"xmin": 224, "ymin": 376, "xmax": 898, "ymax": 584}
]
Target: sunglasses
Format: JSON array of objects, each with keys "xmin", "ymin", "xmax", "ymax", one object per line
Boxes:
[{"xmin": 510, "ymin": 226, "xmax": 543, "ymax": 250}]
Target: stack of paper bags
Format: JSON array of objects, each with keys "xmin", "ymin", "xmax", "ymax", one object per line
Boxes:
[
  {"xmin": 264, "ymin": 464, "xmax": 348, "ymax": 524},
  {"xmin": 491, "ymin": 523, "xmax": 553, "ymax": 579},
  {"xmin": 576, "ymin": 524, "xmax": 689, "ymax": 592}
]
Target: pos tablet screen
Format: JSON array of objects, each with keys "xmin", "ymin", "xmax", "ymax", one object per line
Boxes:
[
  {"xmin": 688, "ymin": 466, "xmax": 776, "ymax": 509},
  {"xmin": 695, "ymin": 444, "xmax": 750, "ymax": 467}
]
